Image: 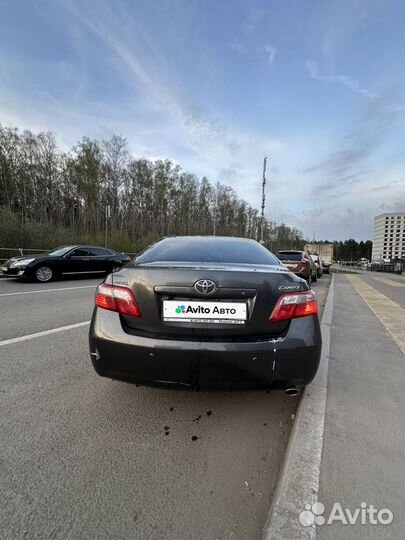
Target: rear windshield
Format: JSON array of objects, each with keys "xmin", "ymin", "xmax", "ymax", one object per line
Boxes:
[
  {"xmin": 276, "ymin": 252, "xmax": 303, "ymax": 261},
  {"xmin": 136, "ymin": 237, "xmax": 280, "ymax": 265}
]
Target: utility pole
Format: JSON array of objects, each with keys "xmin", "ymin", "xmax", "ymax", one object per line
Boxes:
[
  {"xmin": 213, "ymin": 191, "xmax": 218, "ymax": 236},
  {"xmin": 260, "ymin": 157, "xmax": 267, "ymax": 244},
  {"xmin": 105, "ymin": 205, "xmax": 111, "ymax": 247}
]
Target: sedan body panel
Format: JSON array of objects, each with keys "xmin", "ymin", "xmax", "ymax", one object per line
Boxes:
[
  {"xmin": 90, "ymin": 307, "xmax": 321, "ymax": 390},
  {"xmin": 114, "ymin": 264, "xmax": 302, "ymax": 339}
]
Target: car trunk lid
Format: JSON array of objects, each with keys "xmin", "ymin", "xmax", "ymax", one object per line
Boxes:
[{"xmin": 111, "ymin": 263, "xmax": 306, "ymax": 339}]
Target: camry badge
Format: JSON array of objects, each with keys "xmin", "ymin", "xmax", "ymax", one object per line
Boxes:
[{"xmin": 194, "ymin": 279, "xmax": 217, "ymax": 295}]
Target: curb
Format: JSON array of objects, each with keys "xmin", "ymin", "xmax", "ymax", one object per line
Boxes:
[{"xmin": 263, "ymin": 275, "xmax": 335, "ymax": 540}]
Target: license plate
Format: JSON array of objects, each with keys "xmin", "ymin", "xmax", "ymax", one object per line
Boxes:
[
  {"xmin": 1, "ymin": 267, "xmax": 7, "ymax": 272},
  {"xmin": 286, "ymin": 263, "xmax": 299, "ymax": 269},
  {"xmin": 163, "ymin": 300, "xmax": 247, "ymax": 324}
]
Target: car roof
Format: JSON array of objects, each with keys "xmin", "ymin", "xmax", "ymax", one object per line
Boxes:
[
  {"xmin": 49, "ymin": 245, "xmax": 116, "ymax": 253},
  {"xmin": 72, "ymin": 245, "xmax": 114, "ymax": 250}
]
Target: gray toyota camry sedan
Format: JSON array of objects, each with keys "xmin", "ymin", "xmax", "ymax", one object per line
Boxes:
[{"xmin": 89, "ymin": 236, "xmax": 321, "ymax": 392}]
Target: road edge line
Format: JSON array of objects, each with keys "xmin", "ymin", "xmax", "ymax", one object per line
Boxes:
[
  {"xmin": 0, "ymin": 321, "xmax": 91, "ymax": 347},
  {"xmin": 263, "ymin": 275, "xmax": 335, "ymax": 540},
  {"xmin": 0, "ymin": 285, "xmax": 97, "ymax": 297}
]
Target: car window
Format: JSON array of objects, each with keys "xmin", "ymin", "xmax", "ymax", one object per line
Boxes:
[
  {"xmin": 136, "ymin": 237, "xmax": 280, "ymax": 265},
  {"xmin": 47, "ymin": 246, "xmax": 75, "ymax": 257},
  {"xmin": 70, "ymin": 248, "xmax": 89, "ymax": 257},
  {"xmin": 276, "ymin": 252, "xmax": 302, "ymax": 261},
  {"xmin": 87, "ymin": 248, "xmax": 112, "ymax": 256}
]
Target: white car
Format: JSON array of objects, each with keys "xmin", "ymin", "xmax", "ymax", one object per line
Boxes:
[{"xmin": 310, "ymin": 254, "xmax": 323, "ymax": 278}]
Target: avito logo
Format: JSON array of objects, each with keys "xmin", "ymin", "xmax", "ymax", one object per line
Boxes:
[{"xmin": 175, "ymin": 304, "xmax": 237, "ymax": 315}]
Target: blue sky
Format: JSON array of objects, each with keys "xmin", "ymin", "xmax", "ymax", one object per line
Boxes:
[{"xmin": 0, "ymin": 0, "xmax": 404, "ymax": 240}]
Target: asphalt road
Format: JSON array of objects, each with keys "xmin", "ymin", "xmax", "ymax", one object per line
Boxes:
[
  {"xmin": 0, "ymin": 273, "xmax": 331, "ymax": 540},
  {"xmin": 0, "ymin": 278, "xmax": 103, "ymax": 341},
  {"xmin": 356, "ymin": 272, "xmax": 405, "ymax": 308}
]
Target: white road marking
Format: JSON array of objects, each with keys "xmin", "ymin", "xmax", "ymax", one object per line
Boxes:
[
  {"xmin": 0, "ymin": 321, "xmax": 90, "ymax": 347},
  {"xmin": 347, "ymin": 274, "xmax": 405, "ymax": 354},
  {"xmin": 370, "ymin": 275, "xmax": 405, "ymax": 288},
  {"xmin": 0, "ymin": 285, "xmax": 97, "ymax": 297}
]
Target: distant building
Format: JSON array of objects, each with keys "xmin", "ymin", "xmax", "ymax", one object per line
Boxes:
[{"xmin": 372, "ymin": 212, "xmax": 405, "ymax": 261}]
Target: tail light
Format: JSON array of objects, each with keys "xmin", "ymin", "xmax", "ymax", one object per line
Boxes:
[
  {"xmin": 301, "ymin": 258, "xmax": 309, "ymax": 266},
  {"xmin": 95, "ymin": 283, "xmax": 142, "ymax": 318},
  {"xmin": 269, "ymin": 290, "xmax": 318, "ymax": 323}
]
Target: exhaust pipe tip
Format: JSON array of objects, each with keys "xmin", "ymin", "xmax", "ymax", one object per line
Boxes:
[{"xmin": 284, "ymin": 385, "xmax": 299, "ymax": 397}]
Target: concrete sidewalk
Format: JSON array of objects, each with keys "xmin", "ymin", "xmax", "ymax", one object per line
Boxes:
[{"xmin": 318, "ymin": 274, "xmax": 405, "ymax": 539}]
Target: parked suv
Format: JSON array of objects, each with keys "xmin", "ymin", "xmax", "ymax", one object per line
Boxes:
[{"xmin": 276, "ymin": 250, "xmax": 317, "ymax": 284}]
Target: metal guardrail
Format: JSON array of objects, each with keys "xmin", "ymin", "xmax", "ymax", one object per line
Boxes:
[
  {"xmin": 332, "ymin": 264, "xmax": 361, "ymax": 274},
  {"xmin": 333, "ymin": 261, "xmax": 404, "ymax": 275},
  {"xmin": 0, "ymin": 247, "xmax": 48, "ymax": 264}
]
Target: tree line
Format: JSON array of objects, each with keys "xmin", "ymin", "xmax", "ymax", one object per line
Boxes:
[
  {"xmin": 333, "ymin": 239, "xmax": 373, "ymax": 261},
  {"xmin": 309, "ymin": 239, "xmax": 373, "ymax": 261},
  {"xmin": 0, "ymin": 124, "xmax": 304, "ymax": 254}
]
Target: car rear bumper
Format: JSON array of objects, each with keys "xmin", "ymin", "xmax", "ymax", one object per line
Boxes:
[{"xmin": 89, "ymin": 308, "xmax": 322, "ymax": 390}]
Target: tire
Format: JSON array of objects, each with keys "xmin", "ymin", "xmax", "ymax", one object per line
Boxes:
[
  {"xmin": 312, "ymin": 273, "xmax": 317, "ymax": 282},
  {"xmin": 307, "ymin": 273, "xmax": 312, "ymax": 285},
  {"xmin": 35, "ymin": 265, "xmax": 54, "ymax": 283}
]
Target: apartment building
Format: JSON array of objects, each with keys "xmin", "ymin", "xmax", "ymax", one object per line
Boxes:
[{"xmin": 372, "ymin": 212, "xmax": 405, "ymax": 261}]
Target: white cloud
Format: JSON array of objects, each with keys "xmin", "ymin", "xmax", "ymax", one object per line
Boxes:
[
  {"xmin": 229, "ymin": 42, "xmax": 276, "ymax": 67},
  {"xmin": 229, "ymin": 42, "xmax": 249, "ymax": 54},
  {"xmin": 1, "ymin": 0, "xmax": 401, "ymax": 243},
  {"xmin": 306, "ymin": 60, "xmax": 375, "ymax": 98},
  {"xmin": 280, "ymin": 163, "xmax": 405, "ymax": 240},
  {"xmin": 264, "ymin": 45, "xmax": 277, "ymax": 65},
  {"xmin": 61, "ymin": 1, "xmax": 284, "ymax": 200}
]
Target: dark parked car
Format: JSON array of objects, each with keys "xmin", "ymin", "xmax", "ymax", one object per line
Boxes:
[
  {"xmin": 275, "ymin": 250, "xmax": 317, "ymax": 284},
  {"xmin": 1, "ymin": 245, "xmax": 131, "ymax": 282},
  {"xmin": 89, "ymin": 236, "xmax": 322, "ymax": 392}
]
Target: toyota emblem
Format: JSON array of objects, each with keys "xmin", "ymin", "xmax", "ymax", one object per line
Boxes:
[{"xmin": 194, "ymin": 279, "xmax": 217, "ymax": 295}]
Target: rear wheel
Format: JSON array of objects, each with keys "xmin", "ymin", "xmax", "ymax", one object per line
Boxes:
[
  {"xmin": 35, "ymin": 265, "xmax": 54, "ymax": 282},
  {"xmin": 312, "ymin": 273, "xmax": 317, "ymax": 282}
]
